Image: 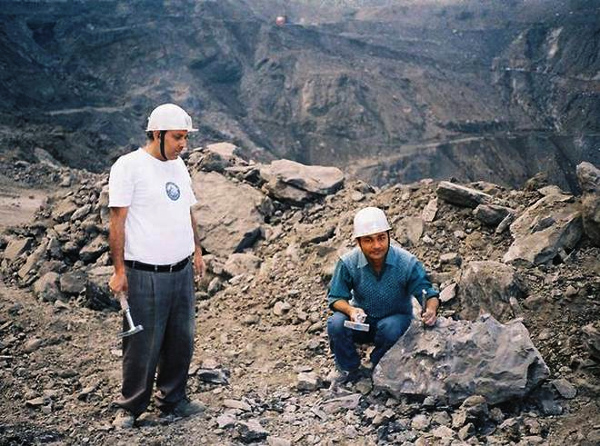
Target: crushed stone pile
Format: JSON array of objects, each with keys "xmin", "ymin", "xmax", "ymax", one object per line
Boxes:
[{"xmin": 0, "ymin": 147, "xmax": 599, "ymax": 445}]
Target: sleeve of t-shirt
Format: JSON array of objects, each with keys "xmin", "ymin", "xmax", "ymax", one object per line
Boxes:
[
  {"xmin": 327, "ymin": 260, "xmax": 353, "ymax": 309},
  {"xmin": 108, "ymin": 157, "xmax": 134, "ymax": 207},
  {"xmin": 187, "ymin": 169, "xmax": 197, "ymax": 208}
]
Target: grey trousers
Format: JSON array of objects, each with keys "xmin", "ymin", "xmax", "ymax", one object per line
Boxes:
[{"xmin": 116, "ymin": 261, "xmax": 195, "ymax": 416}]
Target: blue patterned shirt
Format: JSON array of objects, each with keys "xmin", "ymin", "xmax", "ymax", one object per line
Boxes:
[{"xmin": 328, "ymin": 244, "xmax": 439, "ymax": 319}]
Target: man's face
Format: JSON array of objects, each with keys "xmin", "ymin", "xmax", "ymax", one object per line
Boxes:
[
  {"xmin": 357, "ymin": 231, "xmax": 389, "ymax": 262},
  {"xmin": 160, "ymin": 130, "xmax": 189, "ymax": 160}
]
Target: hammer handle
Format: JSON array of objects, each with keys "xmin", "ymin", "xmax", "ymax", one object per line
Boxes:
[
  {"xmin": 118, "ymin": 292, "xmax": 129, "ymax": 311},
  {"xmin": 123, "ymin": 308, "xmax": 136, "ymax": 330}
]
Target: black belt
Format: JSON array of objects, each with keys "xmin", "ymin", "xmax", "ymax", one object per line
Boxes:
[{"xmin": 125, "ymin": 257, "xmax": 190, "ymax": 273}]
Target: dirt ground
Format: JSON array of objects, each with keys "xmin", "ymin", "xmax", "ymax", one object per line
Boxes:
[{"xmin": 0, "ymin": 175, "xmax": 49, "ymax": 232}]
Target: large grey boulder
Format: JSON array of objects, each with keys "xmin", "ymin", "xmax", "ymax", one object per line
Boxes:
[
  {"xmin": 259, "ymin": 160, "xmax": 344, "ymax": 205},
  {"xmin": 576, "ymin": 162, "xmax": 600, "ymax": 246},
  {"xmin": 576, "ymin": 161, "xmax": 600, "ymax": 193},
  {"xmin": 581, "ymin": 195, "xmax": 600, "ymax": 246},
  {"xmin": 503, "ymin": 194, "xmax": 582, "ymax": 265},
  {"xmin": 458, "ymin": 261, "xmax": 525, "ymax": 323},
  {"xmin": 436, "ymin": 182, "xmax": 492, "ymax": 208},
  {"xmin": 373, "ymin": 315, "xmax": 549, "ymax": 406},
  {"xmin": 191, "ymin": 171, "xmax": 272, "ymax": 257}
]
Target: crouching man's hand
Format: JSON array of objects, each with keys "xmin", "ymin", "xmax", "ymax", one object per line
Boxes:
[
  {"xmin": 349, "ymin": 307, "xmax": 367, "ymax": 323},
  {"xmin": 422, "ymin": 297, "xmax": 439, "ymax": 326}
]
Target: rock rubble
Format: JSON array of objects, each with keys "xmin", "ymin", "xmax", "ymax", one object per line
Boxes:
[{"xmin": 0, "ymin": 152, "xmax": 599, "ymax": 445}]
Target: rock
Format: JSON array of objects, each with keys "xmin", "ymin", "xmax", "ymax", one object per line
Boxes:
[
  {"xmin": 495, "ymin": 212, "xmax": 515, "ymax": 234},
  {"xmin": 4, "ymin": 238, "xmax": 34, "ymax": 262},
  {"xmin": 197, "ymin": 368, "xmax": 229, "ymax": 385},
  {"xmin": 524, "ymin": 172, "xmax": 549, "ymax": 191},
  {"xmin": 396, "ymin": 217, "xmax": 424, "ymax": 246},
  {"xmin": 206, "ymin": 142, "xmax": 242, "ymax": 160},
  {"xmin": 99, "ymin": 185, "xmax": 110, "ymax": 225},
  {"xmin": 223, "ymin": 399, "xmax": 252, "ymax": 411},
  {"xmin": 421, "ymin": 198, "xmax": 438, "ymax": 222},
  {"xmin": 273, "ymin": 301, "xmax": 291, "ymax": 316},
  {"xmin": 207, "ymin": 277, "xmax": 222, "ymax": 296},
  {"xmin": 296, "ymin": 224, "xmax": 335, "ymax": 246},
  {"xmin": 237, "ymin": 419, "xmax": 269, "ymax": 443},
  {"xmin": 458, "ymin": 261, "xmax": 525, "ymax": 322},
  {"xmin": 582, "ymin": 323, "xmax": 600, "ymax": 360},
  {"xmin": 576, "ymin": 161, "xmax": 600, "ymax": 193},
  {"xmin": 587, "ymin": 429, "xmax": 600, "ymax": 444},
  {"xmin": 71, "ymin": 204, "xmax": 92, "ymax": 221},
  {"xmin": 79, "ymin": 234, "xmax": 108, "ymax": 263},
  {"xmin": 23, "ymin": 337, "xmax": 43, "ymax": 353},
  {"xmin": 436, "ymin": 182, "xmax": 492, "ymax": 208},
  {"xmin": 431, "ymin": 425, "xmax": 455, "ymax": 439},
  {"xmin": 440, "ymin": 252, "xmax": 461, "ymax": 266},
  {"xmin": 33, "ymin": 272, "xmax": 62, "ymax": 302},
  {"xmin": 191, "ymin": 171, "xmax": 268, "ymax": 257},
  {"xmin": 223, "ymin": 253, "xmax": 261, "ymax": 277},
  {"xmin": 18, "ymin": 243, "xmax": 47, "ymax": 279},
  {"xmin": 504, "ymin": 194, "xmax": 582, "ymax": 265},
  {"xmin": 551, "ymin": 379, "xmax": 577, "ymax": 399},
  {"xmin": 25, "ymin": 397, "xmax": 47, "ymax": 407},
  {"xmin": 216, "ymin": 413, "xmax": 236, "ymax": 429},
  {"xmin": 473, "ymin": 204, "xmax": 514, "ymax": 226},
  {"xmin": 320, "ymin": 393, "xmax": 362, "ymax": 414},
  {"xmin": 260, "ymin": 159, "xmax": 344, "ymax": 197},
  {"xmin": 458, "ymin": 423, "xmax": 475, "ymax": 440},
  {"xmin": 373, "ymin": 315, "xmax": 549, "ymax": 405},
  {"xmin": 297, "ymin": 372, "xmax": 322, "ymax": 391},
  {"xmin": 351, "ymin": 191, "xmax": 364, "ymax": 202},
  {"xmin": 460, "ymin": 395, "xmax": 488, "ymax": 420},
  {"xmin": 52, "ymin": 199, "xmax": 79, "ymax": 222},
  {"xmin": 267, "ymin": 437, "xmax": 292, "ymax": 446},
  {"xmin": 198, "ymin": 150, "xmax": 231, "ymax": 173},
  {"xmin": 439, "ymin": 283, "xmax": 456, "ymax": 303},
  {"xmin": 411, "ymin": 414, "xmax": 430, "ymax": 430},
  {"xmin": 581, "ymin": 193, "xmax": 600, "ymax": 246}
]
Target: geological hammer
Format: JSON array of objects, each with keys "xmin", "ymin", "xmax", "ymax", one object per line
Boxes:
[{"xmin": 117, "ymin": 293, "xmax": 143, "ymax": 338}]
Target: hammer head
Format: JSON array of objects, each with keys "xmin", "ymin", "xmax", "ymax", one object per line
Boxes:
[{"xmin": 117, "ymin": 324, "xmax": 144, "ymax": 338}]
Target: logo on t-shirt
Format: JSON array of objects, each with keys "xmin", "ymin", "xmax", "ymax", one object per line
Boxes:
[{"xmin": 165, "ymin": 182, "xmax": 181, "ymax": 201}]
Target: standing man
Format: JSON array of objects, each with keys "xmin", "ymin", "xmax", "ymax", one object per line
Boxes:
[
  {"xmin": 327, "ymin": 207, "xmax": 439, "ymax": 384},
  {"xmin": 108, "ymin": 103, "xmax": 205, "ymax": 428}
]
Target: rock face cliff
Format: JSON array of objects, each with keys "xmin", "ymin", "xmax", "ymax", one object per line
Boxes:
[{"xmin": 0, "ymin": 0, "xmax": 599, "ymax": 190}]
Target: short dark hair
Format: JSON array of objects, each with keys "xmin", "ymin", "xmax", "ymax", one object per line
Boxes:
[{"xmin": 146, "ymin": 131, "xmax": 155, "ymax": 141}]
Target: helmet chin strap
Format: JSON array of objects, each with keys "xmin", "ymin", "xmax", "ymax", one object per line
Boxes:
[{"xmin": 159, "ymin": 130, "xmax": 167, "ymax": 160}]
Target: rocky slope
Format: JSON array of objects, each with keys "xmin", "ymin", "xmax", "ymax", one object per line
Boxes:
[
  {"xmin": 0, "ymin": 149, "xmax": 599, "ymax": 445},
  {"xmin": 1, "ymin": 0, "xmax": 598, "ymax": 191}
]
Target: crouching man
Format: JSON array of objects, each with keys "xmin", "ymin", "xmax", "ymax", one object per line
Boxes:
[{"xmin": 327, "ymin": 207, "xmax": 440, "ymax": 384}]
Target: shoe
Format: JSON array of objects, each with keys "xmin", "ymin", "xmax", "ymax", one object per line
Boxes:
[
  {"xmin": 328, "ymin": 368, "xmax": 361, "ymax": 386},
  {"xmin": 112, "ymin": 408, "xmax": 136, "ymax": 429},
  {"xmin": 161, "ymin": 398, "xmax": 205, "ymax": 418}
]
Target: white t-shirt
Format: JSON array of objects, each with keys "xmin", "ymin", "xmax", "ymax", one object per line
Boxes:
[{"xmin": 108, "ymin": 148, "xmax": 197, "ymax": 265}]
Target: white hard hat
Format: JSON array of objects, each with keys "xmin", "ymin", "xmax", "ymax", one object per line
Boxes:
[
  {"xmin": 146, "ymin": 103, "xmax": 198, "ymax": 132},
  {"xmin": 353, "ymin": 207, "xmax": 391, "ymax": 238}
]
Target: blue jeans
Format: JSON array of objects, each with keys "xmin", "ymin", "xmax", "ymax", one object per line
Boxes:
[
  {"xmin": 327, "ymin": 311, "xmax": 412, "ymax": 371},
  {"xmin": 116, "ymin": 261, "xmax": 195, "ymax": 416}
]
